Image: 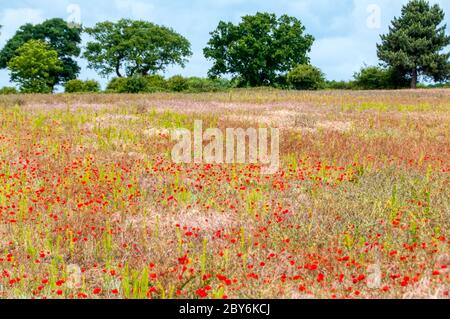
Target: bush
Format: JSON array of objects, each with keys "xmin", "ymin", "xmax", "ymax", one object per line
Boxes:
[
  {"xmin": 287, "ymin": 65, "xmax": 325, "ymax": 90},
  {"xmin": 145, "ymin": 75, "xmax": 167, "ymax": 92},
  {"xmin": 83, "ymin": 80, "xmax": 101, "ymax": 92},
  {"xmin": 418, "ymin": 82, "xmax": 450, "ymax": 89},
  {"xmin": 273, "ymin": 75, "xmax": 290, "ymax": 89},
  {"xmin": 325, "ymin": 80, "xmax": 356, "ymax": 90},
  {"xmin": 0, "ymin": 87, "xmax": 18, "ymax": 95},
  {"xmin": 353, "ymin": 66, "xmax": 409, "ymax": 90},
  {"xmin": 167, "ymin": 75, "xmax": 188, "ymax": 92},
  {"xmin": 64, "ymin": 79, "xmax": 84, "ymax": 93},
  {"xmin": 439, "ymin": 82, "xmax": 450, "ymax": 88},
  {"xmin": 65, "ymin": 79, "xmax": 100, "ymax": 93},
  {"xmin": 105, "ymin": 76, "xmax": 232, "ymax": 93},
  {"xmin": 186, "ymin": 77, "xmax": 214, "ymax": 92},
  {"xmin": 106, "ymin": 77, "xmax": 128, "ymax": 93},
  {"xmin": 167, "ymin": 76, "xmax": 231, "ymax": 93},
  {"xmin": 106, "ymin": 75, "xmax": 167, "ymax": 93},
  {"xmin": 185, "ymin": 77, "xmax": 231, "ymax": 92},
  {"xmin": 124, "ymin": 76, "xmax": 150, "ymax": 93},
  {"xmin": 212, "ymin": 78, "xmax": 233, "ymax": 91}
]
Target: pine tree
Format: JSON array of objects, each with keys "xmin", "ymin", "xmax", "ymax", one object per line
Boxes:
[{"xmin": 377, "ymin": 0, "xmax": 450, "ymax": 88}]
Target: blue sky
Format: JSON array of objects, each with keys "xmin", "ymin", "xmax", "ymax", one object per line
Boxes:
[{"xmin": 0, "ymin": 0, "xmax": 449, "ymax": 89}]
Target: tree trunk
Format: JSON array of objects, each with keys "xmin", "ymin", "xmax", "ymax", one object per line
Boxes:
[
  {"xmin": 411, "ymin": 68, "xmax": 417, "ymax": 89},
  {"xmin": 116, "ymin": 64, "xmax": 123, "ymax": 78}
]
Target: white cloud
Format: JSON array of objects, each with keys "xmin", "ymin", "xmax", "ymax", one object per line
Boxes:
[
  {"xmin": 0, "ymin": 8, "xmax": 45, "ymax": 88},
  {"xmin": 0, "ymin": 8, "xmax": 44, "ymax": 44},
  {"xmin": 114, "ymin": 0, "xmax": 155, "ymax": 20},
  {"xmin": 310, "ymin": 0, "xmax": 406, "ymax": 80}
]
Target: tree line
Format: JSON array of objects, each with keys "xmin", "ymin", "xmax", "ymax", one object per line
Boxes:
[{"xmin": 0, "ymin": 0, "xmax": 448, "ymax": 94}]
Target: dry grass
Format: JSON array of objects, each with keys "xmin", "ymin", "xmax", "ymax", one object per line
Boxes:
[{"xmin": 0, "ymin": 89, "xmax": 448, "ymax": 299}]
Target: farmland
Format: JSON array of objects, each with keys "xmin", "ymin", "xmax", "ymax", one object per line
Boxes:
[{"xmin": 0, "ymin": 89, "xmax": 449, "ymax": 299}]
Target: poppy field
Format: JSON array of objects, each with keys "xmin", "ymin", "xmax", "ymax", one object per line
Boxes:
[{"xmin": 0, "ymin": 89, "xmax": 449, "ymax": 299}]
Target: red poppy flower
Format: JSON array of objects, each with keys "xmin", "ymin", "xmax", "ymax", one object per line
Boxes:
[
  {"xmin": 93, "ymin": 288, "xmax": 102, "ymax": 295},
  {"xmin": 196, "ymin": 288, "xmax": 208, "ymax": 298},
  {"xmin": 317, "ymin": 273, "xmax": 325, "ymax": 283}
]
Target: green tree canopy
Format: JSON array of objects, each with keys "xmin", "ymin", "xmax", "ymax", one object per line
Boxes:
[
  {"xmin": 377, "ymin": 0, "xmax": 450, "ymax": 88},
  {"xmin": 7, "ymin": 40, "xmax": 63, "ymax": 93},
  {"xmin": 83, "ymin": 19, "xmax": 192, "ymax": 78},
  {"xmin": 203, "ymin": 12, "xmax": 314, "ymax": 87},
  {"xmin": 0, "ymin": 18, "xmax": 82, "ymax": 89}
]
